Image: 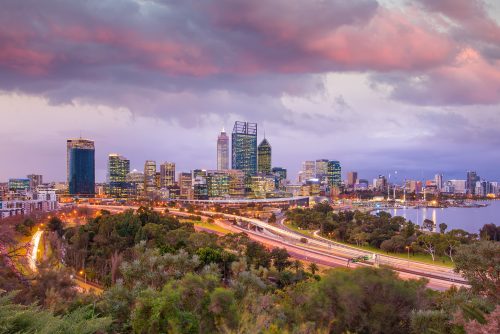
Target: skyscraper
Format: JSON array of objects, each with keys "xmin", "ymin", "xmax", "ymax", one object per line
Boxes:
[
  {"xmin": 107, "ymin": 154, "xmax": 130, "ymax": 197},
  {"xmin": 300, "ymin": 161, "xmax": 316, "ymax": 183},
  {"xmin": 347, "ymin": 171, "xmax": 358, "ymax": 187},
  {"xmin": 257, "ymin": 138, "xmax": 272, "ymax": 174},
  {"xmin": 217, "ymin": 128, "xmax": 229, "ymax": 170},
  {"xmin": 232, "ymin": 121, "xmax": 257, "ymax": 187},
  {"xmin": 326, "ymin": 160, "xmax": 341, "ymax": 189},
  {"xmin": 466, "ymin": 171, "xmax": 479, "ymax": 195},
  {"xmin": 315, "ymin": 159, "xmax": 328, "ymax": 181},
  {"xmin": 143, "ymin": 160, "xmax": 157, "ymax": 195},
  {"xmin": 160, "ymin": 162, "xmax": 176, "ymax": 187},
  {"xmin": 434, "ymin": 174, "xmax": 443, "ymax": 192},
  {"xmin": 67, "ymin": 139, "xmax": 95, "ymax": 196}
]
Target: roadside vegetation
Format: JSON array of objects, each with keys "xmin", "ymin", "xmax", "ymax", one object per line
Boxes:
[
  {"xmin": 285, "ymin": 203, "xmax": 495, "ymax": 266},
  {"xmin": 0, "ymin": 206, "xmax": 498, "ymax": 333}
]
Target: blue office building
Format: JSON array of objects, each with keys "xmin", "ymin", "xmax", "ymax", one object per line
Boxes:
[
  {"xmin": 67, "ymin": 139, "xmax": 95, "ymax": 196},
  {"xmin": 327, "ymin": 160, "xmax": 342, "ymax": 189}
]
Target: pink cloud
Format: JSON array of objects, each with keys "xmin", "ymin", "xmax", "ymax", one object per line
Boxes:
[{"xmin": 304, "ymin": 9, "xmax": 456, "ymax": 71}]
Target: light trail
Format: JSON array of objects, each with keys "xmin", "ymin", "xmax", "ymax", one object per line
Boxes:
[{"xmin": 28, "ymin": 229, "xmax": 43, "ymax": 272}]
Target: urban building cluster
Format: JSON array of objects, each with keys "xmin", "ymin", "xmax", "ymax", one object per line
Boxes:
[
  {"xmin": 2, "ymin": 122, "xmax": 499, "ymax": 219},
  {"xmin": 62, "ymin": 121, "xmax": 342, "ymax": 201},
  {"xmin": 0, "ymin": 174, "xmax": 58, "ymax": 218}
]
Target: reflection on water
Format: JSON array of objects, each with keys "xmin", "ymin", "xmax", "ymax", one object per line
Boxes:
[{"xmin": 376, "ymin": 201, "xmax": 500, "ymax": 234}]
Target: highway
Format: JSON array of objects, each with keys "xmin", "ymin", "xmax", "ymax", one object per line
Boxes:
[
  {"xmin": 27, "ymin": 229, "xmax": 43, "ymax": 272},
  {"xmin": 84, "ymin": 204, "xmax": 468, "ymax": 291}
]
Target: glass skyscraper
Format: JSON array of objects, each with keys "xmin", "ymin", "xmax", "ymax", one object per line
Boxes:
[
  {"xmin": 144, "ymin": 160, "xmax": 157, "ymax": 195},
  {"xmin": 108, "ymin": 154, "xmax": 130, "ymax": 197},
  {"xmin": 327, "ymin": 160, "xmax": 342, "ymax": 189},
  {"xmin": 160, "ymin": 162, "xmax": 176, "ymax": 188},
  {"xmin": 67, "ymin": 139, "xmax": 95, "ymax": 196},
  {"xmin": 217, "ymin": 128, "xmax": 229, "ymax": 170},
  {"xmin": 232, "ymin": 121, "xmax": 257, "ymax": 188},
  {"xmin": 257, "ymin": 138, "xmax": 272, "ymax": 175}
]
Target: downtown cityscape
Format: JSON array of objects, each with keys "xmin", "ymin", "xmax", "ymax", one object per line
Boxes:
[{"xmin": 1, "ymin": 1, "xmax": 499, "ymax": 333}]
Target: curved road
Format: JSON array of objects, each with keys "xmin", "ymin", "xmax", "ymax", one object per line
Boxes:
[{"xmin": 82, "ymin": 204, "xmax": 468, "ymax": 291}]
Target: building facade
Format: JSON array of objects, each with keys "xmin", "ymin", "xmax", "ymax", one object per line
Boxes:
[
  {"xmin": 67, "ymin": 139, "xmax": 95, "ymax": 196},
  {"xmin": 347, "ymin": 171, "xmax": 358, "ymax": 188},
  {"xmin": 160, "ymin": 162, "xmax": 176, "ymax": 188},
  {"xmin": 27, "ymin": 174, "xmax": 43, "ymax": 191},
  {"xmin": 108, "ymin": 154, "xmax": 130, "ymax": 197},
  {"xmin": 232, "ymin": 121, "xmax": 257, "ymax": 188},
  {"xmin": 257, "ymin": 138, "xmax": 272, "ymax": 175},
  {"xmin": 144, "ymin": 160, "xmax": 157, "ymax": 195},
  {"xmin": 326, "ymin": 160, "xmax": 341, "ymax": 189},
  {"xmin": 217, "ymin": 128, "xmax": 229, "ymax": 170}
]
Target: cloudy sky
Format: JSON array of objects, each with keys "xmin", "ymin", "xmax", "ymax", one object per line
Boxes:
[{"xmin": 1, "ymin": 0, "xmax": 499, "ymax": 183}]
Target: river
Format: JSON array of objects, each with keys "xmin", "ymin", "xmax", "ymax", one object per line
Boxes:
[{"xmin": 376, "ymin": 200, "xmax": 500, "ymax": 234}]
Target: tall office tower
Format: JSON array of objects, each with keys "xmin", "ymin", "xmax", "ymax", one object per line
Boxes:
[
  {"xmin": 315, "ymin": 159, "xmax": 328, "ymax": 181},
  {"xmin": 179, "ymin": 172, "xmax": 193, "ymax": 199},
  {"xmin": 217, "ymin": 128, "xmax": 229, "ymax": 170},
  {"xmin": 27, "ymin": 174, "xmax": 43, "ymax": 190},
  {"xmin": 326, "ymin": 160, "xmax": 342, "ymax": 188},
  {"xmin": 347, "ymin": 171, "xmax": 358, "ymax": 187},
  {"xmin": 67, "ymin": 139, "xmax": 95, "ymax": 196},
  {"xmin": 107, "ymin": 154, "xmax": 130, "ymax": 197},
  {"xmin": 232, "ymin": 121, "xmax": 257, "ymax": 187},
  {"xmin": 434, "ymin": 174, "xmax": 443, "ymax": 192},
  {"xmin": 466, "ymin": 171, "xmax": 479, "ymax": 195},
  {"xmin": 257, "ymin": 138, "xmax": 272, "ymax": 174},
  {"xmin": 126, "ymin": 169, "xmax": 144, "ymax": 197},
  {"xmin": 301, "ymin": 161, "xmax": 316, "ymax": 183},
  {"xmin": 143, "ymin": 160, "xmax": 157, "ymax": 195},
  {"xmin": 160, "ymin": 162, "xmax": 176, "ymax": 188}
]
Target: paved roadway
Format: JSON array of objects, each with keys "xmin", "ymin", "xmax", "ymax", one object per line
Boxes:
[{"xmin": 81, "ymin": 204, "xmax": 468, "ymax": 291}]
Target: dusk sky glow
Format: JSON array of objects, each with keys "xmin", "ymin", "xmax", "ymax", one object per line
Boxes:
[{"xmin": 1, "ymin": 0, "xmax": 499, "ymax": 182}]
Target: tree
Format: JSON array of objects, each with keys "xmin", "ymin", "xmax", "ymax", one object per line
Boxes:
[
  {"xmin": 422, "ymin": 219, "xmax": 435, "ymax": 232},
  {"xmin": 270, "ymin": 248, "xmax": 291, "ymax": 272},
  {"xmin": 291, "ymin": 260, "xmax": 303, "ymax": 274},
  {"xmin": 479, "ymin": 223, "xmax": 500, "ymax": 241},
  {"xmin": 417, "ymin": 233, "xmax": 440, "ymax": 262},
  {"xmin": 47, "ymin": 216, "xmax": 64, "ymax": 237},
  {"xmin": 268, "ymin": 213, "xmax": 277, "ymax": 224},
  {"xmin": 438, "ymin": 222, "xmax": 448, "ymax": 234},
  {"xmin": 308, "ymin": 262, "xmax": 319, "ymax": 275},
  {"xmin": 454, "ymin": 241, "xmax": 500, "ymax": 301},
  {"xmin": 0, "ymin": 292, "xmax": 111, "ymax": 334}
]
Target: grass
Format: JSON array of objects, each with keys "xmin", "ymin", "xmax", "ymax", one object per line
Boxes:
[
  {"xmin": 283, "ymin": 221, "xmax": 454, "ymax": 268},
  {"xmin": 180, "ymin": 219, "xmax": 232, "ymax": 234}
]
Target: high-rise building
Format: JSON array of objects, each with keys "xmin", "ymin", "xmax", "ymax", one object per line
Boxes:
[
  {"xmin": 466, "ymin": 171, "xmax": 479, "ymax": 195},
  {"xmin": 107, "ymin": 154, "xmax": 130, "ymax": 197},
  {"xmin": 250, "ymin": 174, "xmax": 276, "ymax": 198},
  {"xmin": 192, "ymin": 169, "xmax": 208, "ymax": 200},
  {"xmin": 126, "ymin": 169, "xmax": 144, "ymax": 197},
  {"xmin": 301, "ymin": 161, "xmax": 316, "ymax": 183},
  {"xmin": 27, "ymin": 174, "xmax": 43, "ymax": 191},
  {"xmin": 217, "ymin": 128, "xmax": 229, "ymax": 170},
  {"xmin": 434, "ymin": 174, "xmax": 443, "ymax": 192},
  {"xmin": 347, "ymin": 171, "xmax": 358, "ymax": 188},
  {"xmin": 232, "ymin": 121, "xmax": 257, "ymax": 188},
  {"xmin": 179, "ymin": 172, "xmax": 193, "ymax": 199},
  {"xmin": 206, "ymin": 170, "xmax": 230, "ymax": 199},
  {"xmin": 326, "ymin": 160, "xmax": 341, "ymax": 189},
  {"xmin": 257, "ymin": 138, "xmax": 272, "ymax": 174},
  {"xmin": 160, "ymin": 162, "xmax": 176, "ymax": 188},
  {"xmin": 315, "ymin": 159, "xmax": 328, "ymax": 181},
  {"xmin": 67, "ymin": 139, "xmax": 95, "ymax": 196},
  {"xmin": 143, "ymin": 160, "xmax": 157, "ymax": 195}
]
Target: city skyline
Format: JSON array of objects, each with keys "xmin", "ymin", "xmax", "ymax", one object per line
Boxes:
[{"xmin": 1, "ymin": 0, "xmax": 500, "ymax": 182}]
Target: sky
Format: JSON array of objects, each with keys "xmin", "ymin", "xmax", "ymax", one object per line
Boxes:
[{"xmin": 0, "ymin": 0, "xmax": 499, "ymax": 183}]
